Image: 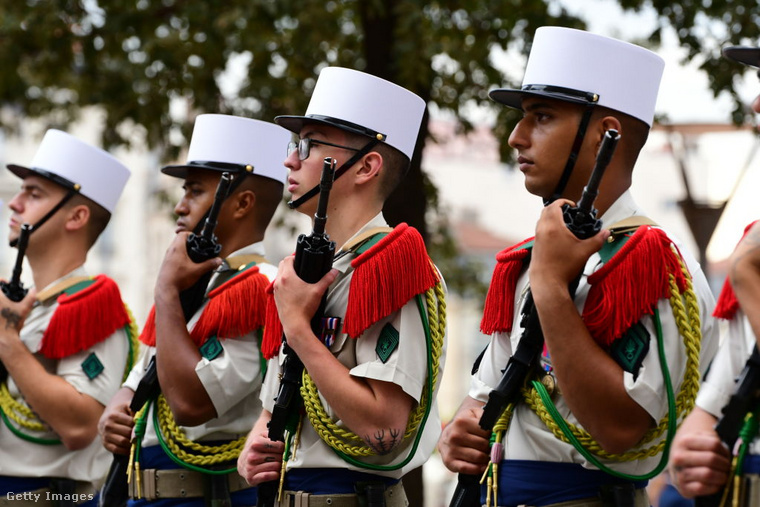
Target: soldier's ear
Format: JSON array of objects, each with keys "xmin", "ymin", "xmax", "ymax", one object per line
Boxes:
[
  {"xmin": 64, "ymin": 204, "xmax": 90, "ymax": 233},
  {"xmin": 355, "ymin": 151, "xmax": 383, "ymax": 186},
  {"xmin": 595, "ymin": 116, "xmax": 621, "ymax": 148},
  {"xmin": 231, "ymin": 189, "xmax": 256, "ymax": 219}
]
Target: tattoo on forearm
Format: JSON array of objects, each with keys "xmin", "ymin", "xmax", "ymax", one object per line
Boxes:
[
  {"xmin": 1, "ymin": 308, "xmax": 21, "ymax": 330},
  {"xmin": 363, "ymin": 427, "xmax": 401, "ymax": 455}
]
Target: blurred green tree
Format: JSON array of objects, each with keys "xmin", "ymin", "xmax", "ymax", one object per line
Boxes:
[{"xmin": 0, "ymin": 1, "xmax": 581, "ymax": 265}]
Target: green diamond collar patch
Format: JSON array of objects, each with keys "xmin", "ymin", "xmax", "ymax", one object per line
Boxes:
[
  {"xmin": 376, "ymin": 324, "xmax": 399, "ymax": 363},
  {"xmin": 82, "ymin": 352, "xmax": 104, "ymax": 380},
  {"xmin": 200, "ymin": 335, "xmax": 224, "ymax": 361},
  {"xmin": 610, "ymin": 322, "xmax": 650, "ymax": 380}
]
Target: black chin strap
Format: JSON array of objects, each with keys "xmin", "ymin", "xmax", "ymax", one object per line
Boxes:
[
  {"xmin": 9, "ymin": 188, "xmax": 79, "ymax": 247},
  {"xmin": 545, "ymin": 102, "xmax": 597, "ymax": 206},
  {"xmin": 288, "ymin": 138, "xmax": 381, "ymax": 209}
]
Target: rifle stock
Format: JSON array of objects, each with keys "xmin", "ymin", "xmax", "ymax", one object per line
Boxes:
[
  {"xmin": 449, "ymin": 130, "xmax": 620, "ymax": 507},
  {"xmin": 0, "ymin": 224, "xmax": 31, "ymax": 384},
  {"xmin": 258, "ymin": 158, "xmax": 337, "ymax": 507},
  {"xmin": 99, "ymin": 173, "xmax": 233, "ymax": 507},
  {"xmin": 695, "ymin": 346, "xmax": 760, "ymax": 507},
  {"xmin": 1, "ymin": 223, "xmax": 31, "ymax": 303}
]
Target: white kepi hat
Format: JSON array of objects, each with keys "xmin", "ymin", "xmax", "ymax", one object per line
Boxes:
[
  {"xmin": 162, "ymin": 114, "xmax": 290, "ymax": 185},
  {"xmin": 275, "ymin": 67, "xmax": 426, "ymax": 161},
  {"xmin": 490, "ymin": 26, "xmax": 665, "ymax": 126},
  {"xmin": 7, "ymin": 129, "xmax": 130, "ymax": 214}
]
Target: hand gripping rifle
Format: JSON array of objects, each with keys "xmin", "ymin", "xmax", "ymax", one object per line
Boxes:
[
  {"xmin": 0, "ymin": 223, "xmax": 32, "ymax": 383},
  {"xmin": 449, "ymin": 129, "xmax": 620, "ymax": 507},
  {"xmin": 695, "ymin": 346, "xmax": 760, "ymax": 507},
  {"xmin": 99, "ymin": 173, "xmax": 233, "ymax": 507},
  {"xmin": 257, "ymin": 158, "xmax": 337, "ymax": 507}
]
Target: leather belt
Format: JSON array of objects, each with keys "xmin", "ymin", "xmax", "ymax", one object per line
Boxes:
[
  {"xmin": 511, "ymin": 487, "xmax": 649, "ymax": 507},
  {"xmin": 736, "ymin": 473, "xmax": 760, "ymax": 507},
  {"xmin": 278, "ymin": 480, "xmax": 407, "ymax": 507},
  {"xmin": 129, "ymin": 468, "xmax": 251, "ymax": 501}
]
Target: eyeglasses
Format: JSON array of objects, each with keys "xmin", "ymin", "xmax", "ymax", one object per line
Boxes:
[{"xmin": 287, "ymin": 138, "xmax": 360, "ymax": 161}]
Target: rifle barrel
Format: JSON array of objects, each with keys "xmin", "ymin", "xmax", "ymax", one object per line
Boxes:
[
  {"xmin": 199, "ymin": 172, "xmax": 232, "ymax": 240},
  {"xmin": 9, "ymin": 224, "xmax": 31, "ymax": 286},
  {"xmin": 577, "ymin": 129, "xmax": 619, "ymax": 213},
  {"xmin": 313, "ymin": 158, "xmax": 336, "ymax": 236}
]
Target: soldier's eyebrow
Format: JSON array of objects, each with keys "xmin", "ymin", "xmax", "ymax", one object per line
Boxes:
[{"xmin": 21, "ymin": 183, "xmax": 46, "ymax": 194}]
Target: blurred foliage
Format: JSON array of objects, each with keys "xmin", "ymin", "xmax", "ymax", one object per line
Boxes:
[
  {"xmin": 620, "ymin": 0, "xmax": 760, "ymax": 125},
  {"xmin": 0, "ymin": 0, "xmax": 583, "ymax": 298},
  {"xmin": 1, "ymin": 0, "xmax": 757, "ymax": 297}
]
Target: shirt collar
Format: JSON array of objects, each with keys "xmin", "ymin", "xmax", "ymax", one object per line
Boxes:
[
  {"xmin": 597, "ymin": 189, "xmax": 643, "ymax": 228},
  {"xmin": 220, "ymin": 241, "xmax": 267, "ymax": 271},
  {"xmin": 337, "ymin": 213, "xmax": 389, "ymax": 254}
]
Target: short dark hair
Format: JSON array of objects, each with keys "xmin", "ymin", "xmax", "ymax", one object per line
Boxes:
[
  {"xmin": 591, "ymin": 106, "xmax": 650, "ymax": 168},
  {"xmin": 236, "ymin": 173, "xmax": 284, "ymax": 228},
  {"xmin": 344, "ymin": 131, "xmax": 410, "ymax": 201},
  {"xmin": 65, "ymin": 194, "xmax": 112, "ymax": 248}
]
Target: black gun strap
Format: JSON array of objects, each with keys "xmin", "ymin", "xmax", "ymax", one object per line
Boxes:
[{"xmin": 481, "ymin": 268, "xmax": 583, "ymax": 432}]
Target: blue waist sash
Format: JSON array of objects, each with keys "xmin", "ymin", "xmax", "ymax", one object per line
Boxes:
[
  {"xmin": 744, "ymin": 454, "xmax": 760, "ymax": 474},
  {"xmin": 0, "ymin": 476, "xmax": 51, "ymax": 495},
  {"xmin": 284, "ymin": 468, "xmax": 400, "ymax": 494},
  {"xmin": 485, "ymin": 460, "xmax": 647, "ymax": 507},
  {"xmin": 127, "ymin": 445, "xmax": 256, "ymax": 507}
]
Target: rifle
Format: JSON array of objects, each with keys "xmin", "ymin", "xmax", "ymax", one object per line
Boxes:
[
  {"xmin": 258, "ymin": 157, "xmax": 337, "ymax": 507},
  {"xmin": 0, "ymin": 223, "xmax": 32, "ymax": 383},
  {"xmin": 449, "ymin": 129, "xmax": 620, "ymax": 507},
  {"xmin": 695, "ymin": 346, "xmax": 760, "ymax": 507},
  {"xmin": 99, "ymin": 172, "xmax": 233, "ymax": 507}
]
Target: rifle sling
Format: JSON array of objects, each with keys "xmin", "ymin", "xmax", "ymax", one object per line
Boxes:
[
  {"xmin": 606, "ymin": 216, "xmax": 658, "ymax": 238},
  {"xmin": 35, "ymin": 276, "xmax": 91, "ymax": 303},
  {"xmin": 338, "ymin": 227, "xmax": 394, "ymax": 255},
  {"xmin": 225, "ymin": 254, "xmax": 267, "ymax": 271}
]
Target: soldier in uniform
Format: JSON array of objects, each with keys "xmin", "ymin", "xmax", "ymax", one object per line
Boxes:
[
  {"xmin": 97, "ymin": 114, "xmax": 290, "ymax": 506},
  {"xmin": 237, "ymin": 67, "xmax": 447, "ymax": 506},
  {"xmin": 669, "ymin": 46, "xmax": 760, "ymax": 505},
  {"xmin": 0, "ymin": 130, "xmax": 133, "ymax": 506},
  {"xmin": 438, "ymin": 27, "xmax": 719, "ymax": 506}
]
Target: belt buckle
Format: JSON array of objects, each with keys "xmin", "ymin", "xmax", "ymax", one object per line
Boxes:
[{"xmin": 282, "ymin": 491, "xmax": 309, "ymax": 507}]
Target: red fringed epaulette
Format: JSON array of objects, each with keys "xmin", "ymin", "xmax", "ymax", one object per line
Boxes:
[
  {"xmin": 139, "ymin": 266, "xmax": 269, "ymax": 348},
  {"xmin": 582, "ymin": 226, "xmax": 689, "ymax": 347},
  {"xmin": 261, "ymin": 282, "xmax": 281, "ymax": 359},
  {"xmin": 39, "ymin": 275, "xmax": 130, "ymax": 359},
  {"xmin": 139, "ymin": 306, "xmax": 157, "ymax": 347},
  {"xmin": 480, "ymin": 237, "xmax": 534, "ymax": 335},
  {"xmin": 713, "ymin": 281, "xmax": 739, "ymax": 321},
  {"xmin": 261, "ymin": 224, "xmax": 439, "ymax": 358},
  {"xmin": 343, "ymin": 223, "xmax": 439, "ymax": 339},
  {"xmin": 189, "ymin": 266, "xmax": 268, "ymax": 346},
  {"xmin": 713, "ymin": 220, "xmax": 759, "ymax": 320}
]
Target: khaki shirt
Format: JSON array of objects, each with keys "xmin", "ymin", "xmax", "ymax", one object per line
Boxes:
[
  {"xmin": 470, "ymin": 190, "xmax": 720, "ymax": 476},
  {"xmin": 260, "ymin": 214, "xmax": 448, "ymax": 478},
  {"xmin": 0, "ymin": 266, "xmax": 130, "ymax": 482},
  {"xmin": 123, "ymin": 242, "xmax": 276, "ymax": 447}
]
